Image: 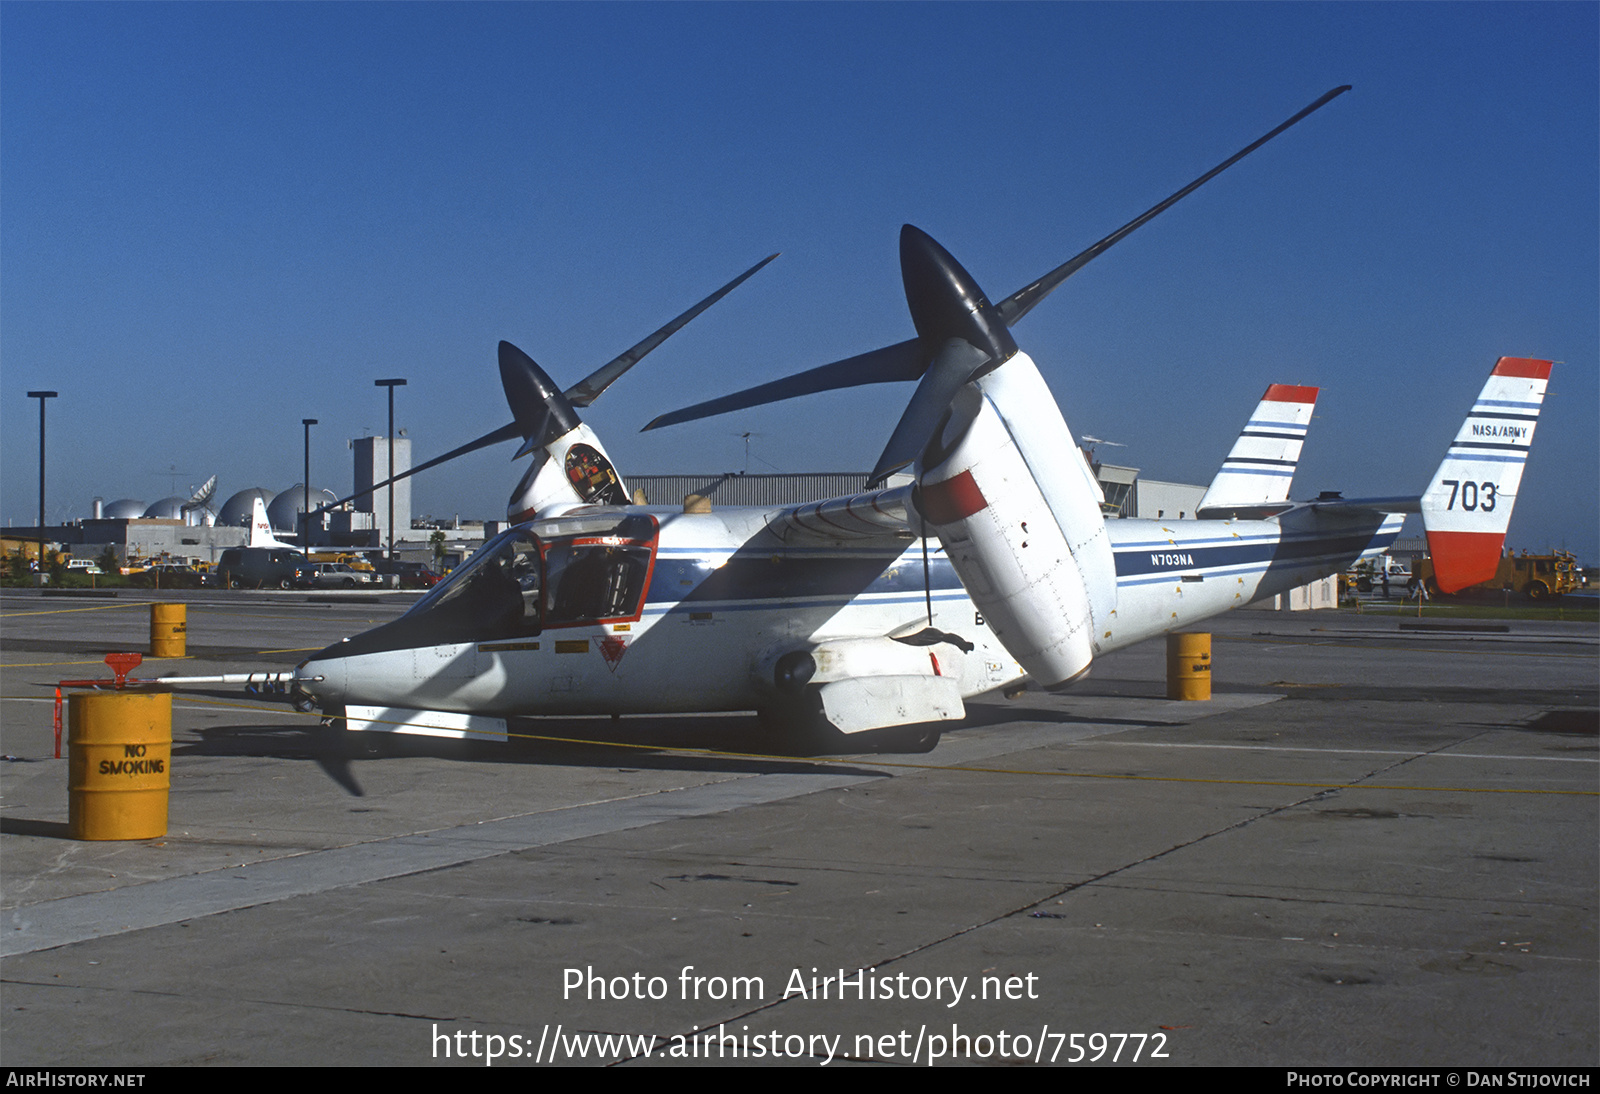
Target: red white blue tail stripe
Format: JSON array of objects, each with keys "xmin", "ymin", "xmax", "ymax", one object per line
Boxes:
[
  {"xmin": 1421, "ymin": 357, "xmax": 1551, "ymax": 592},
  {"xmin": 1197, "ymin": 384, "xmax": 1318, "ymax": 518}
]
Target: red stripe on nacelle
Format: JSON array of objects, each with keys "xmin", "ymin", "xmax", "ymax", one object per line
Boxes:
[
  {"xmin": 1491, "ymin": 357, "xmax": 1553, "ymax": 379},
  {"xmin": 1426, "ymin": 530, "xmax": 1505, "ymax": 593},
  {"xmin": 1262, "ymin": 384, "xmax": 1319, "ymax": 404},
  {"xmin": 920, "ymin": 470, "xmax": 988, "ymax": 525}
]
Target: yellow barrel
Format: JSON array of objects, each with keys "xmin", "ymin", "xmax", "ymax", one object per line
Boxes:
[
  {"xmin": 150, "ymin": 602, "xmax": 186, "ymax": 658},
  {"xmin": 68, "ymin": 692, "xmax": 171, "ymax": 840},
  {"xmin": 1166, "ymin": 632, "xmax": 1212, "ymax": 700}
]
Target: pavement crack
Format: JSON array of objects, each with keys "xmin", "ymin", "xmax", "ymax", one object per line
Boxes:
[{"xmin": 613, "ymin": 726, "xmax": 1539, "ymax": 1065}]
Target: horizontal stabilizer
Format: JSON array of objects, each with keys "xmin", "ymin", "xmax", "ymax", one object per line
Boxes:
[
  {"xmin": 1196, "ymin": 383, "xmax": 1318, "ymax": 519},
  {"xmin": 1421, "ymin": 357, "xmax": 1552, "ymax": 592},
  {"xmin": 1305, "ymin": 495, "xmax": 1420, "ymax": 514}
]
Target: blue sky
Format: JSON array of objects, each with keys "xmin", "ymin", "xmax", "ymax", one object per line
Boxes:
[{"xmin": 4, "ymin": 3, "xmax": 1595, "ymax": 561}]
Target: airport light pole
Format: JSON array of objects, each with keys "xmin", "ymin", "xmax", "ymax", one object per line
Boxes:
[
  {"xmin": 302, "ymin": 418, "xmax": 318, "ymax": 562},
  {"xmin": 374, "ymin": 379, "xmax": 406, "ymax": 560},
  {"xmin": 26, "ymin": 391, "xmax": 56, "ymax": 577}
]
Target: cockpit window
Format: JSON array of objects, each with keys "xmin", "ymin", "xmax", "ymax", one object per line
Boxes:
[
  {"xmin": 541, "ymin": 513, "xmax": 657, "ymax": 627},
  {"xmin": 402, "ymin": 530, "xmax": 543, "ymax": 642},
  {"xmin": 545, "ymin": 541, "xmax": 651, "ymax": 625},
  {"xmin": 400, "ymin": 515, "xmax": 657, "ymax": 641}
]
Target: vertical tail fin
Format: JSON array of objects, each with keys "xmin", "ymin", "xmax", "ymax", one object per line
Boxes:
[
  {"xmin": 246, "ymin": 496, "xmax": 299, "ymax": 550},
  {"xmin": 1196, "ymin": 384, "xmax": 1318, "ymax": 519},
  {"xmin": 248, "ymin": 497, "xmax": 276, "ymax": 548},
  {"xmin": 1421, "ymin": 357, "xmax": 1552, "ymax": 592}
]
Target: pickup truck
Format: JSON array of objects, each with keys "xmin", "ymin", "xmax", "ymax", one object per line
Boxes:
[{"xmin": 294, "ymin": 562, "xmax": 381, "ymax": 589}]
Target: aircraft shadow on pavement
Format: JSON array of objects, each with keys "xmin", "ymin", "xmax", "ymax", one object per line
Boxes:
[
  {"xmin": 178, "ymin": 716, "xmax": 895, "ymax": 798},
  {"xmin": 0, "ymin": 816, "xmax": 70, "ymax": 839},
  {"xmin": 958, "ymin": 697, "xmax": 1187, "ymax": 730}
]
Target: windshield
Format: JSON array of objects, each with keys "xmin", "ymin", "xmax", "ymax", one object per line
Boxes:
[{"xmin": 402, "ymin": 514, "xmax": 656, "ymax": 642}]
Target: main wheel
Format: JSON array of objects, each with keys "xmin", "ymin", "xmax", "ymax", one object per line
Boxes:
[{"xmin": 757, "ymin": 696, "xmax": 850, "ymax": 755}]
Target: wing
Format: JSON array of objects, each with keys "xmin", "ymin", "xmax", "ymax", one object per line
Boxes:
[{"xmin": 765, "ymin": 482, "xmax": 916, "ymax": 544}]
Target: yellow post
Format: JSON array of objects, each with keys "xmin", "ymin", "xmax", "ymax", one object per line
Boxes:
[
  {"xmin": 68, "ymin": 692, "xmax": 171, "ymax": 840},
  {"xmin": 150, "ymin": 602, "xmax": 186, "ymax": 658},
  {"xmin": 1166, "ymin": 632, "xmax": 1212, "ymax": 700}
]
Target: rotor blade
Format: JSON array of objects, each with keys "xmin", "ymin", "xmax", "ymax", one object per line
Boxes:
[
  {"xmin": 868, "ymin": 338, "xmax": 993, "ymax": 486},
  {"xmin": 642, "ymin": 337, "xmax": 926, "ymax": 431},
  {"xmin": 868, "ymin": 226, "xmax": 1013, "ymax": 485},
  {"xmin": 564, "ymin": 253, "xmax": 781, "ymax": 408},
  {"xmin": 311, "ymin": 421, "xmax": 522, "ymax": 516},
  {"xmin": 995, "ymin": 85, "xmax": 1351, "ymax": 327},
  {"xmin": 500, "ymin": 341, "xmax": 582, "ymax": 457},
  {"xmin": 312, "ymin": 337, "xmax": 582, "ymax": 517}
]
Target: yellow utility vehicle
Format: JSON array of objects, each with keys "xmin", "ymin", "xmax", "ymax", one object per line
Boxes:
[{"xmin": 1411, "ymin": 549, "xmax": 1578, "ymax": 600}]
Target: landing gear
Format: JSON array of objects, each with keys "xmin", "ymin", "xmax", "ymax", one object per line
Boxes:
[{"xmin": 758, "ymin": 696, "xmax": 845, "ymax": 755}]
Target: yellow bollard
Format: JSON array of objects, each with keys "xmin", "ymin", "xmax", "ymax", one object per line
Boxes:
[
  {"xmin": 68, "ymin": 692, "xmax": 171, "ymax": 840},
  {"xmin": 150, "ymin": 602, "xmax": 186, "ymax": 658},
  {"xmin": 1166, "ymin": 632, "xmax": 1212, "ymax": 700}
]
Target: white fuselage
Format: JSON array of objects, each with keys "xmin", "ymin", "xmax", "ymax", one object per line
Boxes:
[{"xmin": 297, "ymin": 502, "xmax": 1399, "ymax": 718}]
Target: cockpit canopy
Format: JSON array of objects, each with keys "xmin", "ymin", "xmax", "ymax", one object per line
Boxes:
[{"xmin": 399, "ymin": 513, "xmax": 657, "ymax": 645}]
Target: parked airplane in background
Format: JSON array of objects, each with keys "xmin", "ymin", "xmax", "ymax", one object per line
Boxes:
[
  {"xmin": 164, "ymin": 87, "xmax": 1553, "ymax": 753},
  {"xmin": 247, "ymin": 497, "xmax": 300, "ymax": 551}
]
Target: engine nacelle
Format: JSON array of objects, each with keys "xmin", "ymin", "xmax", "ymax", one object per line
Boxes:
[
  {"xmin": 507, "ymin": 422, "xmax": 631, "ymax": 522},
  {"xmin": 915, "ymin": 352, "xmax": 1117, "ymax": 687}
]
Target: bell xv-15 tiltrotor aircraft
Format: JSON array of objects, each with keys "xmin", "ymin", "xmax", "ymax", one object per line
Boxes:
[{"xmin": 174, "ymin": 87, "xmax": 1552, "ymax": 752}]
